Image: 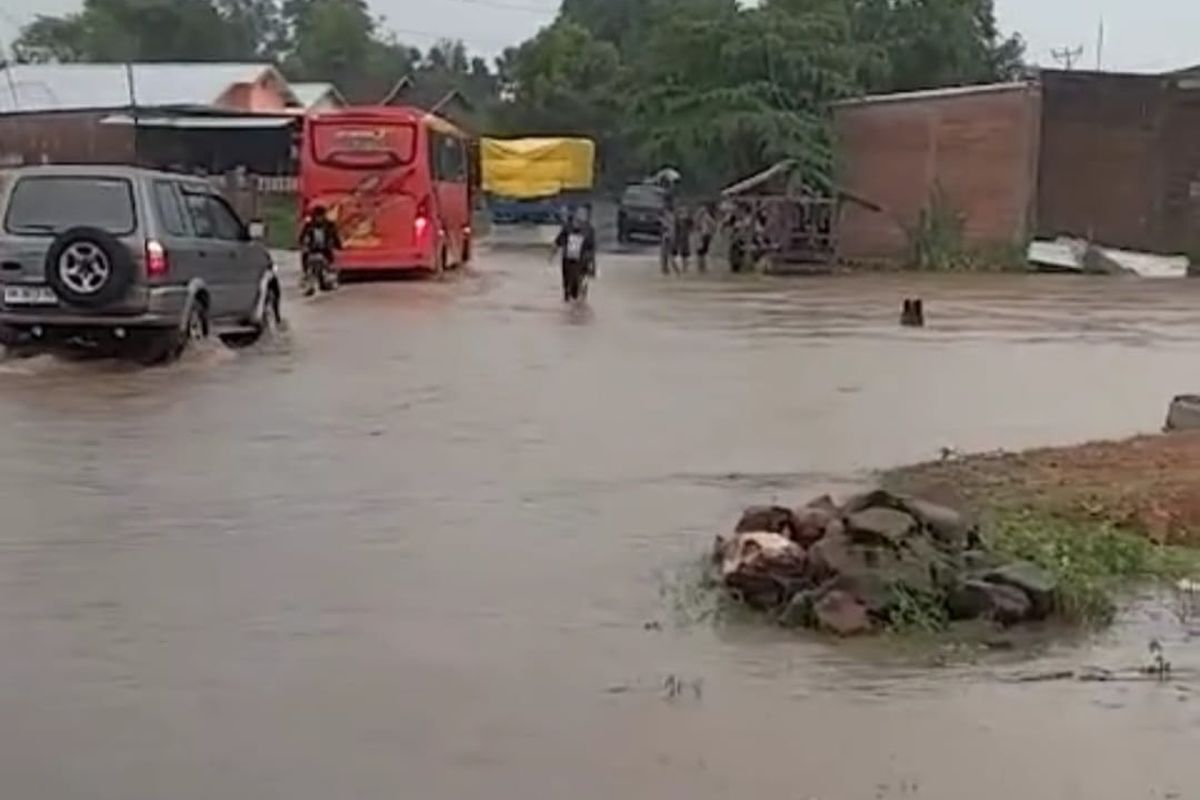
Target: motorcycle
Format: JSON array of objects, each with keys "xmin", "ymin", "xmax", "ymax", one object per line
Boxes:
[{"xmin": 301, "ymin": 249, "xmax": 339, "ymax": 296}]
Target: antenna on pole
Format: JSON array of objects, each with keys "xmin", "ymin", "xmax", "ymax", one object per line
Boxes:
[{"xmin": 1051, "ymin": 45, "xmax": 1084, "ymax": 71}]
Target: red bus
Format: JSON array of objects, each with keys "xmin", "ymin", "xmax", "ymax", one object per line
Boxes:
[{"xmin": 299, "ymin": 106, "xmax": 473, "ymax": 274}]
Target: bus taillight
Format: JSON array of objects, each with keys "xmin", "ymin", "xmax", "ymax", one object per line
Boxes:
[{"xmin": 415, "ymin": 197, "xmax": 431, "ymax": 241}]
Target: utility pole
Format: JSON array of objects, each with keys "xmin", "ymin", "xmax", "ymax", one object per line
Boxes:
[
  {"xmin": 0, "ymin": 41, "xmax": 20, "ymax": 111},
  {"xmin": 125, "ymin": 62, "xmax": 139, "ymax": 163},
  {"xmin": 1096, "ymin": 18, "xmax": 1105, "ymax": 71},
  {"xmin": 1051, "ymin": 45, "xmax": 1084, "ymax": 71}
]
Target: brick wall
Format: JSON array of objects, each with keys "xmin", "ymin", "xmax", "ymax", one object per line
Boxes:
[
  {"xmin": 0, "ymin": 110, "xmax": 135, "ymax": 166},
  {"xmin": 1038, "ymin": 70, "xmax": 1200, "ymax": 254},
  {"xmin": 1036, "ymin": 72, "xmax": 1165, "ymax": 251},
  {"xmin": 833, "ymin": 84, "xmax": 1041, "ymax": 263}
]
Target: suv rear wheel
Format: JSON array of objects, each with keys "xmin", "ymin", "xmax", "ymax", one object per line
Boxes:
[{"xmin": 130, "ymin": 299, "xmax": 209, "ymax": 366}]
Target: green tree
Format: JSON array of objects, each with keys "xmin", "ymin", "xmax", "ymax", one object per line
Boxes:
[
  {"xmin": 12, "ymin": 16, "xmax": 88, "ymax": 62},
  {"xmin": 12, "ymin": 0, "xmax": 281, "ymax": 62},
  {"xmin": 494, "ymin": 21, "xmax": 621, "ymax": 135},
  {"xmin": 558, "ymin": 0, "xmax": 657, "ymax": 49},
  {"xmin": 216, "ymin": 0, "xmax": 287, "ymax": 60},
  {"xmin": 850, "ymin": 0, "xmax": 1024, "ymax": 92},
  {"xmin": 627, "ymin": 0, "xmax": 865, "ymax": 189},
  {"xmin": 283, "ymin": 0, "xmax": 377, "ymax": 98}
]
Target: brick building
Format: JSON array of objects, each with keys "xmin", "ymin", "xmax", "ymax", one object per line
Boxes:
[
  {"xmin": 0, "ymin": 63, "xmax": 303, "ymax": 174},
  {"xmin": 834, "ymin": 70, "xmax": 1200, "ymax": 261}
]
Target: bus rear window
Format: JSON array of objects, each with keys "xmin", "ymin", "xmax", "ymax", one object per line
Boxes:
[{"xmin": 311, "ymin": 123, "xmax": 416, "ymax": 169}]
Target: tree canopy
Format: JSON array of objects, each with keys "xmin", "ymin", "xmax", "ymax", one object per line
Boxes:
[{"xmin": 9, "ymin": 0, "xmax": 1025, "ymax": 188}]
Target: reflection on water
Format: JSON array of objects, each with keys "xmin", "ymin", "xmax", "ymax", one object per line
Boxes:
[{"xmin": 1, "ymin": 252, "xmax": 1198, "ymax": 799}]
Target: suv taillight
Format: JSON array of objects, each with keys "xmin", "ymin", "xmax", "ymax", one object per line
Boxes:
[{"xmin": 146, "ymin": 239, "xmax": 169, "ymax": 278}]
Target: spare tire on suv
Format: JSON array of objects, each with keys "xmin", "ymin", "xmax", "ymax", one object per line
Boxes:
[{"xmin": 44, "ymin": 226, "xmax": 135, "ymax": 309}]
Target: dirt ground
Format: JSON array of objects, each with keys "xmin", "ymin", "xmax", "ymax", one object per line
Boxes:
[{"xmin": 886, "ymin": 431, "xmax": 1200, "ymax": 546}]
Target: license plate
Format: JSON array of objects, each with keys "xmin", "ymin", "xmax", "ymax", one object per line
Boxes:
[{"xmin": 2, "ymin": 285, "xmax": 57, "ymax": 306}]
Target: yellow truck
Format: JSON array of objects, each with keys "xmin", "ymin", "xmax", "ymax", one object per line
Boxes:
[{"xmin": 481, "ymin": 137, "xmax": 596, "ymax": 225}]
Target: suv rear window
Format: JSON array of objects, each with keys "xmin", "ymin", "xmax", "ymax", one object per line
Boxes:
[
  {"xmin": 5, "ymin": 176, "xmax": 137, "ymax": 236},
  {"xmin": 622, "ymin": 185, "xmax": 664, "ymax": 208}
]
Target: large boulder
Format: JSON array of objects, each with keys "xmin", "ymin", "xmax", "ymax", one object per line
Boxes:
[
  {"xmin": 949, "ymin": 579, "xmax": 1032, "ymax": 625},
  {"xmin": 840, "ymin": 489, "xmax": 907, "ymax": 516},
  {"xmin": 720, "ymin": 532, "xmax": 807, "ymax": 609},
  {"xmin": 842, "ymin": 489, "xmax": 977, "ymax": 551},
  {"xmin": 792, "ymin": 504, "xmax": 840, "ymax": 548},
  {"xmin": 735, "ymin": 506, "xmax": 799, "ymax": 537},
  {"xmin": 846, "ymin": 507, "xmax": 918, "ymax": 548},
  {"xmin": 984, "ymin": 561, "xmax": 1058, "ymax": 620},
  {"xmin": 813, "ymin": 589, "xmax": 873, "ymax": 636},
  {"xmin": 807, "ymin": 530, "xmax": 945, "ymax": 617},
  {"xmin": 904, "ymin": 497, "xmax": 977, "ymax": 551}
]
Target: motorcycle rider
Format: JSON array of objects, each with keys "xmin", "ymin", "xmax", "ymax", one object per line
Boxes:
[{"xmin": 298, "ymin": 205, "xmax": 342, "ymax": 295}]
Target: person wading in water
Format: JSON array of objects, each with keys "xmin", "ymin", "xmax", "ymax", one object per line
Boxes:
[{"xmin": 551, "ymin": 205, "xmax": 596, "ymax": 303}]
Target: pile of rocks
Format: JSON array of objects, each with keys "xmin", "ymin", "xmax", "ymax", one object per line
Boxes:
[{"xmin": 712, "ymin": 489, "xmax": 1059, "ymax": 636}]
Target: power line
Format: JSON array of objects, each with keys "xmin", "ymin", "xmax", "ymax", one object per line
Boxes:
[
  {"xmin": 441, "ymin": 0, "xmax": 558, "ymax": 14},
  {"xmin": 388, "ymin": 25, "xmax": 526, "ymax": 50}
]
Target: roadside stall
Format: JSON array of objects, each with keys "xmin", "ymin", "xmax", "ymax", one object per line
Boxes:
[{"xmin": 721, "ymin": 159, "xmax": 879, "ymax": 274}]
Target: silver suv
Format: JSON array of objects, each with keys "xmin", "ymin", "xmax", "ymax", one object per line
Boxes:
[{"xmin": 0, "ymin": 165, "xmax": 282, "ymax": 363}]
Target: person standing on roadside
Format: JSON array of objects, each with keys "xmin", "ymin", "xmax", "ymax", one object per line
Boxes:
[
  {"xmin": 658, "ymin": 202, "xmax": 677, "ymax": 275},
  {"xmin": 673, "ymin": 205, "xmax": 695, "ymax": 273},
  {"xmin": 695, "ymin": 203, "xmax": 716, "ymax": 273},
  {"xmin": 728, "ymin": 203, "xmax": 751, "ymax": 273},
  {"xmin": 551, "ymin": 205, "xmax": 596, "ymax": 303}
]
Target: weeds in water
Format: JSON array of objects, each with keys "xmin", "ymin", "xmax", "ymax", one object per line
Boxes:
[
  {"xmin": 904, "ymin": 185, "xmax": 1028, "ymax": 272},
  {"xmin": 658, "ymin": 557, "xmax": 754, "ymax": 627},
  {"xmin": 886, "ymin": 585, "xmax": 950, "ymax": 634},
  {"xmin": 988, "ymin": 509, "xmax": 1200, "ymax": 625}
]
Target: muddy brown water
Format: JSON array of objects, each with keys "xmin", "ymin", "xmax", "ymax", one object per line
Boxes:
[{"xmin": 2, "ymin": 250, "xmax": 1199, "ymax": 799}]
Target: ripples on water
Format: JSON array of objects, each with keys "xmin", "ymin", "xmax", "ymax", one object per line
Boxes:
[{"xmin": 0, "ymin": 253, "xmax": 1198, "ymax": 799}]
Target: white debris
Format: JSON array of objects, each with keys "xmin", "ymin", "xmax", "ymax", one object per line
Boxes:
[{"xmin": 1028, "ymin": 237, "xmax": 1190, "ymax": 279}]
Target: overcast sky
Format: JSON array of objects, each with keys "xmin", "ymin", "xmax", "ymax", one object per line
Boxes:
[{"xmin": 2, "ymin": 0, "xmax": 1199, "ymax": 73}]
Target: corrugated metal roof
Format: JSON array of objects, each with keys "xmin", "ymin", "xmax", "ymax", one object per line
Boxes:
[
  {"xmin": 0, "ymin": 63, "xmax": 294, "ymax": 114},
  {"xmin": 100, "ymin": 112, "xmax": 296, "ymax": 129},
  {"xmin": 290, "ymin": 82, "xmax": 344, "ymax": 109}
]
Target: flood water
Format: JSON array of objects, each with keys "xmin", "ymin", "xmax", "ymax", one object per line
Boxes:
[{"xmin": 2, "ymin": 250, "xmax": 1200, "ymax": 799}]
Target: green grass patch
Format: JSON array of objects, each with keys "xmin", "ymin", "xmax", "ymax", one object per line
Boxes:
[
  {"xmin": 260, "ymin": 194, "xmax": 298, "ymax": 250},
  {"xmin": 886, "ymin": 585, "xmax": 951, "ymax": 634},
  {"xmin": 987, "ymin": 508, "xmax": 1200, "ymax": 625}
]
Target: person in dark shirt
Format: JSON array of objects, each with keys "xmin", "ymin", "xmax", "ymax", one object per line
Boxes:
[
  {"xmin": 299, "ymin": 205, "xmax": 342, "ymax": 260},
  {"xmin": 695, "ymin": 203, "xmax": 716, "ymax": 273},
  {"xmin": 298, "ymin": 205, "xmax": 343, "ymax": 295},
  {"xmin": 552, "ymin": 205, "xmax": 596, "ymax": 302}
]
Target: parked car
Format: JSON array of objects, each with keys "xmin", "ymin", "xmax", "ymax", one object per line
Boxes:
[
  {"xmin": 0, "ymin": 165, "xmax": 281, "ymax": 364},
  {"xmin": 617, "ymin": 183, "xmax": 668, "ymax": 242}
]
